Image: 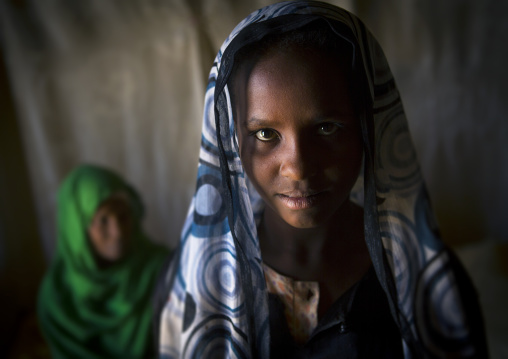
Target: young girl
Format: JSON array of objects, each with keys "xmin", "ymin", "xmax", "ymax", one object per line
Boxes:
[
  {"xmin": 157, "ymin": 2, "xmax": 487, "ymax": 357},
  {"xmin": 38, "ymin": 164, "xmax": 168, "ymax": 358}
]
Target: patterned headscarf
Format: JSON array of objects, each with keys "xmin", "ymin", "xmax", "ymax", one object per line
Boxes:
[
  {"xmin": 38, "ymin": 164, "xmax": 168, "ymax": 359},
  {"xmin": 159, "ymin": 2, "xmax": 486, "ymax": 358}
]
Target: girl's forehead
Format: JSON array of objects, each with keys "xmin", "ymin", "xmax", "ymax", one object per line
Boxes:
[
  {"xmin": 233, "ymin": 48, "xmax": 355, "ymax": 127},
  {"xmin": 229, "ymin": 34, "xmax": 353, "ymax": 100},
  {"xmin": 228, "ymin": 19, "xmax": 354, "ymax": 78},
  {"xmin": 234, "ymin": 45, "xmax": 351, "ymax": 92},
  {"xmin": 96, "ymin": 193, "xmax": 131, "ymax": 213}
]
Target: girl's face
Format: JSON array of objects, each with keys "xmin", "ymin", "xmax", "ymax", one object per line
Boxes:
[
  {"xmin": 234, "ymin": 47, "xmax": 363, "ymax": 229},
  {"xmin": 88, "ymin": 195, "xmax": 133, "ymax": 263}
]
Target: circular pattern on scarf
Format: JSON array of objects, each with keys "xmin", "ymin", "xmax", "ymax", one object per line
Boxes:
[
  {"xmin": 196, "ymin": 241, "xmax": 245, "ymax": 317},
  {"xmin": 415, "ymin": 254, "xmax": 473, "ymax": 356},
  {"xmin": 183, "ymin": 316, "xmax": 249, "ymax": 359},
  {"xmin": 193, "ymin": 174, "xmax": 227, "ymax": 227},
  {"xmin": 379, "ymin": 210, "xmax": 424, "ymax": 319},
  {"xmin": 375, "ymin": 110, "xmax": 421, "ymax": 194},
  {"xmin": 203, "ymin": 89, "xmax": 217, "ymax": 144}
]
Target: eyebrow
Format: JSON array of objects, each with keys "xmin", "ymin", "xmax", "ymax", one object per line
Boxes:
[{"xmin": 244, "ymin": 117, "xmax": 270, "ymax": 127}]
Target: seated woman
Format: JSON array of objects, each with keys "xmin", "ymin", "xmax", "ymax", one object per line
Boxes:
[
  {"xmin": 38, "ymin": 164, "xmax": 169, "ymax": 359},
  {"xmin": 157, "ymin": 1, "xmax": 488, "ymax": 358}
]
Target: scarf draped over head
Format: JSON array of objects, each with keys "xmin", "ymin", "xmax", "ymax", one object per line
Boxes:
[
  {"xmin": 159, "ymin": 1, "xmax": 487, "ymax": 358},
  {"xmin": 38, "ymin": 164, "xmax": 168, "ymax": 359}
]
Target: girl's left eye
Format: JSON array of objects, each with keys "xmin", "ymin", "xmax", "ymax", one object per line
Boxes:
[{"xmin": 317, "ymin": 123, "xmax": 340, "ymax": 135}]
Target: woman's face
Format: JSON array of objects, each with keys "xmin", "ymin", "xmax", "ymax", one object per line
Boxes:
[
  {"xmin": 234, "ymin": 47, "xmax": 363, "ymax": 229},
  {"xmin": 88, "ymin": 195, "xmax": 133, "ymax": 263}
]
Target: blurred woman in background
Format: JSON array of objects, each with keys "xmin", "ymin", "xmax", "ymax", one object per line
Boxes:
[{"xmin": 38, "ymin": 164, "xmax": 168, "ymax": 358}]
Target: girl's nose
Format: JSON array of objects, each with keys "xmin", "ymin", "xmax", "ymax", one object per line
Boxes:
[
  {"xmin": 279, "ymin": 136, "xmax": 316, "ymax": 181},
  {"xmin": 107, "ymin": 217, "xmax": 122, "ymax": 242}
]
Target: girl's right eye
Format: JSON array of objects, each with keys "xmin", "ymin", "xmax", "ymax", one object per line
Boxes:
[{"xmin": 254, "ymin": 129, "xmax": 278, "ymax": 141}]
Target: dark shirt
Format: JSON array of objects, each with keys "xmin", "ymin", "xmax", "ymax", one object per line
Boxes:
[{"xmin": 268, "ymin": 268, "xmax": 404, "ymax": 358}]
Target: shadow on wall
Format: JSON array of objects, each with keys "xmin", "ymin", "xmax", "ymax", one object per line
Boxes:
[
  {"xmin": 0, "ymin": 49, "xmax": 46, "ymax": 358},
  {"xmin": 456, "ymin": 240, "xmax": 508, "ymax": 359}
]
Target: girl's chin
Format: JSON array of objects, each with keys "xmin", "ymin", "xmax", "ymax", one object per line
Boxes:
[
  {"xmin": 279, "ymin": 210, "xmax": 329, "ymax": 229},
  {"xmin": 101, "ymin": 248, "xmax": 127, "ymax": 262}
]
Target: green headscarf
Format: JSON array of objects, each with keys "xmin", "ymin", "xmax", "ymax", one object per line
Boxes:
[{"xmin": 38, "ymin": 164, "xmax": 169, "ymax": 358}]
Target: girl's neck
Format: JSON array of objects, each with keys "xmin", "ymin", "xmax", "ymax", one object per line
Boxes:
[{"xmin": 259, "ymin": 200, "xmax": 366, "ymax": 281}]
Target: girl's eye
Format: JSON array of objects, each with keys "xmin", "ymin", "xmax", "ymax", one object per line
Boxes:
[
  {"xmin": 255, "ymin": 129, "xmax": 278, "ymax": 141},
  {"xmin": 317, "ymin": 123, "xmax": 340, "ymax": 135}
]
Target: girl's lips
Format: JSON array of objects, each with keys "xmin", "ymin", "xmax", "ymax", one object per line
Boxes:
[{"xmin": 276, "ymin": 192, "xmax": 324, "ymax": 210}]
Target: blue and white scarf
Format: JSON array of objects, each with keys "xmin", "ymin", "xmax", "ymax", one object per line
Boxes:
[{"xmin": 159, "ymin": 1, "xmax": 486, "ymax": 358}]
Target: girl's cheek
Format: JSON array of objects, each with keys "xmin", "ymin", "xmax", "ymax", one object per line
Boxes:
[{"xmin": 324, "ymin": 166, "xmax": 340, "ymax": 182}]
